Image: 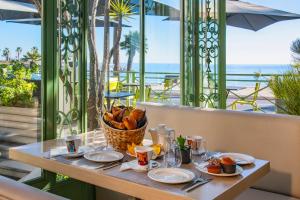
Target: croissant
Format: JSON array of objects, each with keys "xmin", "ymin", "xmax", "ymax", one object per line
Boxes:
[
  {"xmin": 115, "ymin": 108, "xmax": 126, "ymax": 122},
  {"xmin": 112, "ymin": 106, "xmax": 122, "ymax": 118},
  {"xmin": 110, "ymin": 120, "xmax": 126, "ymax": 130},
  {"xmin": 123, "ymin": 116, "xmax": 137, "ymax": 130},
  {"xmin": 129, "ymin": 108, "xmax": 145, "ymax": 122},
  {"xmin": 103, "ymin": 112, "xmax": 114, "ymax": 123}
]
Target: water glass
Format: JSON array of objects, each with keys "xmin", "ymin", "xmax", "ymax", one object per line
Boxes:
[
  {"xmin": 164, "ymin": 144, "xmax": 182, "ymax": 168},
  {"xmin": 92, "ymin": 128, "xmax": 107, "ymax": 148},
  {"xmin": 192, "ymin": 139, "xmax": 208, "ymax": 164}
]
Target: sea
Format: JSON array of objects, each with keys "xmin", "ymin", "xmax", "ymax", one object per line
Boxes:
[
  {"xmin": 131, "ymin": 63, "xmax": 291, "ymax": 87},
  {"xmin": 32, "ymin": 63, "xmax": 291, "ymax": 88}
]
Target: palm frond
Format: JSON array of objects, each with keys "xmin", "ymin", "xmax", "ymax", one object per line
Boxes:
[
  {"xmin": 110, "ymin": 0, "xmax": 135, "ymax": 19},
  {"xmin": 291, "ymin": 38, "xmax": 300, "ymax": 62}
]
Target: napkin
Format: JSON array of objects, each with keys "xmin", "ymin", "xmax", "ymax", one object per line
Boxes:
[{"xmin": 120, "ymin": 160, "xmax": 160, "ymax": 172}]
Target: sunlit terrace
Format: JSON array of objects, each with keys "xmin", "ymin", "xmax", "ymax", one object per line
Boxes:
[{"xmin": 0, "ymin": 0, "xmax": 300, "ymax": 200}]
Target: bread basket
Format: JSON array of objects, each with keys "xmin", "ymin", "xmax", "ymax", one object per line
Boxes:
[{"xmin": 100, "ymin": 116, "xmax": 148, "ymax": 151}]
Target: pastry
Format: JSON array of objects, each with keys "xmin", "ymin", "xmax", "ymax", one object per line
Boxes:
[
  {"xmin": 123, "ymin": 116, "xmax": 137, "ymax": 130},
  {"xmin": 129, "ymin": 108, "xmax": 145, "ymax": 122},
  {"xmin": 112, "ymin": 106, "xmax": 123, "ymax": 119},
  {"xmin": 221, "ymin": 157, "xmax": 236, "ymax": 174},
  {"xmin": 207, "ymin": 158, "xmax": 221, "ymax": 174},
  {"xmin": 103, "ymin": 112, "xmax": 114, "ymax": 123},
  {"xmin": 110, "ymin": 120, "xmax": 126, "ymax": 130}
]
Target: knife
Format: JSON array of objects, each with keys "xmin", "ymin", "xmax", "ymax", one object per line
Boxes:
[{"xmin": 181, "ymin": 178, "xmax": 211, "ymax": 192}]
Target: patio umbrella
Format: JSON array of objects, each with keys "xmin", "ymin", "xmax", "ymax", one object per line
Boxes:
[
  {"xmin": 159, "ymin": 0, "xmax": 300, "ymax": 31},
  {"xmin": 226, "ymin": 0, "xmax": 300, "ymax": 31},
  {"xmin": 0, "ymin": 0, "xmax": 39, "ymax": 20}
]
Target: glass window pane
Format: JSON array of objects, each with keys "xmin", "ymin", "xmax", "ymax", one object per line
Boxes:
[
  {"xmin": 0, "ymin": 0, "xmax": 41, "ymax": 180},
  {"xmin": 145, "ymin": 0, "xmax": 180, "ymax": 105},
  {"xmin": 87, "ymin": 0, "xmax": 140, "ymax": 131}
]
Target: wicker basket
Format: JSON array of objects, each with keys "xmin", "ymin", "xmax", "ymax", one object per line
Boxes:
[{"xmin": 100, "ymin": 116, "xmax": 148, "ymax": 151}]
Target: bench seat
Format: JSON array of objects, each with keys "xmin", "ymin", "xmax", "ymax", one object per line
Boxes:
[
  {"xmin": 0, "ymin": 175, "xmax": 68, "ymax": 200},
  {"xmin": 235, "ymin": 188, "xmax": 300, "ymax": 200}
]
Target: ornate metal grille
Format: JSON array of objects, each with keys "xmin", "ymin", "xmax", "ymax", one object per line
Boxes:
[
  {"xmin": 183, "ymin": 0, "xmax": 220, "ymax": 108},
  {"xmin": 56, "ymin": 0, "xmax": 83, "ymax": 137}
]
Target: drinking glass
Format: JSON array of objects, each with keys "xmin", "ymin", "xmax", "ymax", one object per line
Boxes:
[
  {"xmin": 92, "ymin": 128, "xmax": 107, "ymax": 149},
  {"xmin": 164, "ymin": 143, "xmax": 182, "ymax": 168},
  {"xmin": 192, "ymin": 139, "xmax": 208, "ymax": 164}
]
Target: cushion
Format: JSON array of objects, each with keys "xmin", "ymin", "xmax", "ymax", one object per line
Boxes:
[
  {"xmin": 0, "ymin": 175, "xmax": 68, "ymax": 200},
  {"xmin": 235, "ymin": 189, "xmax": 300, "ymax": 200}
]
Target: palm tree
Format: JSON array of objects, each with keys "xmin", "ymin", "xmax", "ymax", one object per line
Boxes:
[
  {"xmin": 2, "ymin": 48, "xmax": 10, "ymax": 61},
  {"xmin": 120, "ymin": 31, "xmax": 147, "ymax": 71},
  {"xmin": 99, "ymin": 0, "xmax": 135, "ymax": 111},
  {"xmin": 109, "ymin": 0, "xmax": 135, "ymax": 68},
  {"xmin": 291, "ymin": 39, "xmax": 300, "ymax": 61},
  {"xmin": 23, "ymin": 47, "xmax": 41, "ymax": 70},
  {"xmin": 16, "ymin": 47, "xmax": 22, "ymax": 60},
  {"xmin": 87, "ymin": 0, "xmax": 101, "ymax": 129},
  {"xmin": 291, "ymin": 39, "xmax": 300, "ymax": 73}
]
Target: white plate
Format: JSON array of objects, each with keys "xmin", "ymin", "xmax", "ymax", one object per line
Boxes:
[
  {"xmin": 84, "ymin": 150, "xmax": 124, "ymax": 162},
  {"xmin": 218, "ymin": 153, "xmax": 255, "ymax": 165},
  {"xmin": 148, "ymin": 168, "xmax": 195, "ymax": 184},
  {"xmin": 196, "ymin": 163, "xmax": 243, "ymax": 177}
]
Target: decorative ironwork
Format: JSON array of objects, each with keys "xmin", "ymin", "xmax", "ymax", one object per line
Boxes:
[
  {"xmin": 199, "ymin": 0, "xmax": 219, "ymax": 108},
  {"xmin": 59, "ymin": 0, "xmax": 82, "ymax": 104},
  {"xmin": 183, "ymin": 0, "xmax": 220, "ymax": 107},
  {"xmin": 56, "ymin": 0, "xmax": 83, "ymax": 137},
  {"xmin": 56, "ymin": 109, "xmax": 80, "ymax": 138}
]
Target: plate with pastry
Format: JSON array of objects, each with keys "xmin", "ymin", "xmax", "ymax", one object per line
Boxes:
[
  {"xmin": 195, "ymin": 157, "xmax": 243, "ymax": 177},
  {"xmin": 217, "ymin": 153, "xmax": 255, "ymax": 165}
]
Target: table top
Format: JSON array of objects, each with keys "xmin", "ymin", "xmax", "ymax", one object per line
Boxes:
[
  {"xmin": 9, "ymin": 138, "xmax": 270, "ymax": 200},
  {"xmin": 104, "ymin": 92, "xmax": 135, "ymax": 99}
]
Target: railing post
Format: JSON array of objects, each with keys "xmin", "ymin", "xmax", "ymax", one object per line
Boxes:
[
  {"xmin": 193, "ymin": 0, "xmax": 200, "ymax": 107},
  {"xmin": 139, "ymin": 0, "xmax": 145, "ymax": 102},
  {"xmin": 218, "ymin": 0, "xmax": 227, "ymax": 109},
  {"xmin": 79, "ymin": 0, "xmax": 88, "ymax": 132},
  {"xmin": 180, "ymin": 0, "xmax": 185, "ymax": 105}
]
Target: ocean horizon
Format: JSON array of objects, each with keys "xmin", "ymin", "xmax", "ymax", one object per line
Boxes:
[{"xmin": 32, "ymin": 63, "xmax": 291, "ymax": 87}]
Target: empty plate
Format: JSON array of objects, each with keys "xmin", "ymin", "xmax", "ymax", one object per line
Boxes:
[
  {"xmin": 84, "ymin": 150, "xmax": 124, "ymax": 162},
  {"xmin": 148, "ymin": 168, "xmax": 195, "ymax": 184},
  {"xmin": 218, "ymin": 153, "xmax": 255, "ymax": 165}
]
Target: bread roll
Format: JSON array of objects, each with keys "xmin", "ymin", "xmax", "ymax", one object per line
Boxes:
[
  {"xmin": 123, "ymin": 116, "xmax": 137, "ymax": 130},
  {"xmin": 129, "ymin": 108, "xmax": 145, "ymax": 122}
]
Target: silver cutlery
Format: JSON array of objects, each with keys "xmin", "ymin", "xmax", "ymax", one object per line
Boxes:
[{"xmin": 181, "ymin": 177, "xmax": 212, "ymax": 192}]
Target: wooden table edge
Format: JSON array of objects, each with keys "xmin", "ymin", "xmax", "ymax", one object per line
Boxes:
[
  {"xmin": 9, "ymin": 148, "xmax": 192, "ymax": 200},
  {"xmin": 214, "ymin": 161, "xmax": 270, "ymax": 200}
]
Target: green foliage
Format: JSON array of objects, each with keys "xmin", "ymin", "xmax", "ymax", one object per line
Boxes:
[
  {"xmin": 110, "ymin": 0, "xmax": 136, "ymax": 20},
  {"xmin": 176, "ymin": 135, "xmax": 188, "ymax": 150},
  {"xmin": 269, "ymin": 39, "xmax": 300, "ymax": 116},
  {"xmin": 269, "ymin": 70, "xmax": 300, "ymax": 115},
  {"xmin": 2, "ymin": 48, "xmax": 10, "ymax": 61},
  {"xmin": 291, "ymin": 38, "xmax": 300, "ymax": 62},
  {"xmin": 22, "ymin": 47, "xmax": 41, "ymax": 73},
  {"xmin": 0, "ymin": 61, "xmax": 37, "ymax": 107}
]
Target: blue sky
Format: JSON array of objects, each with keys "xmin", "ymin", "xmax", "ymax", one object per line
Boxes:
[{"xmin": 0, "ymin": 0, "xmax": 299, "ymax": 65}]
